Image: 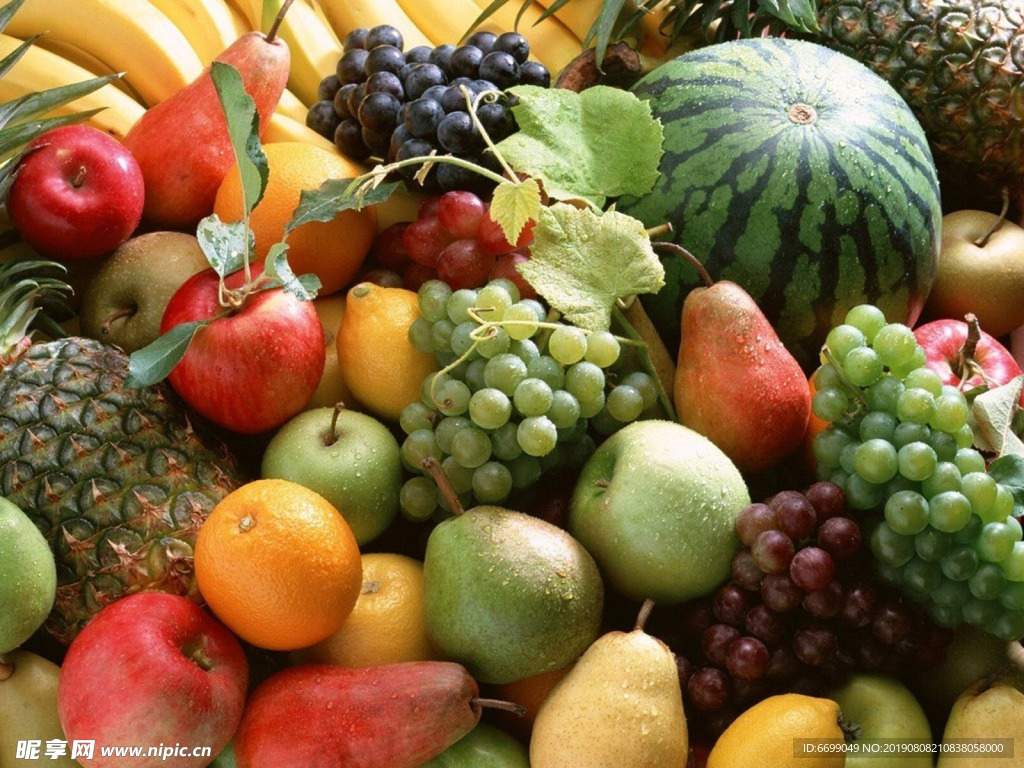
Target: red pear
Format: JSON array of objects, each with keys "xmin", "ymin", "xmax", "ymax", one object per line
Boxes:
[{"xmin": 123, "ymin": 8, "xmax": 292, "ymax": 230}]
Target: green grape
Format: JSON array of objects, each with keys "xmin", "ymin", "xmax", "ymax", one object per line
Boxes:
[
  {"xmin": 1007, "ymin": 516, "xmax": 1023, "ymax": 542},
  {"xmin": 962, "ymin": 472, "xmax": 999, "ymax": 521},
  {"xmin": 448, "ymin": 358, "xmax": 471, "ymax": 381},
  {"xmin": 813, "ymin": 426, "xmax": 855, "ymax": 469},
  {"xmin": 929, "ymin": 604, "xmax": 963, "ymax": 628},
  {"xmin": 420, "ymin": 371, "xmax": 450, "ymax": 407},
  {"xmin": 590, "ymin": 405, "xmax": 624, "ymax": 436},
  {"xmin": 963, "ymin": 597, "xmax": 1000, "ymax": 628},
  {"xmin": 442, "ymin": 455, "xmax": 475, "ymax": 494},
  {"xmin": 1004, "ymin": 542, "xmax": 1024, "ymax": 581},
  {"xmin": 408, "ymin": 317, "xmax": 434, "ymax": 353},
  {"xmin": 825, "ymin": 323, "xmax": 866, "ymax": 362},
  {"xmin": 903, "ymin": 368, "xmax": 943, "ymax": 397},
  {"xmin": 437, "ymin": 487, "xmax": 473, "ymax": 515},
  {"xmin": 400, "ymin": 476, "xmax": 439, "ymax": 521},
  {"xmin": 565, "ymin": 361, "xmax": 605, "ymax": 403},
  {"xmin": 866, "ymin": 376, "xmax": 905, "ymax": 415},
  {"xmin": 892, "ymin": 421, "xmax": 929, "ymax": 449},
  {"xmin": 830, "ymin": 469, "xmax": 851, "ymax": 488},
  {"xmin": 890, "ymin": 345, "xmax": 928, "ymax": 379},
  {"xmin": 977, "ymin": 522, "xmax": 1016, "ymax": 563},
  {"xmin": 994, "ymin": 485, "xmax": 1016, "ymax": 519},
  {"xmin": 621, "ymin": 371, "xmax": 657, "ymax": 410},
  {"xmin": 518, "ymin": 415, "xmax": 558, "ymax": 457},
  {"xmin": 953, "ymin": 515, "xmax": 984, "ymax": 545},
  {"xmin": 843, "ymin": 346, "xmax": 884, "ymax": 387},
  {"xmin": 897, "ymin": 387, "xmax": 935, "ymax": 424},
  {"xmin": 469, "ymin": 388, "xmax": 512, "ymax": 430},
  {"xmin": 436, "ymin": 379, "xmax": 471, "ymax": 416},
  {"xmin": 435, "ymin": 416, "xmax": 471, "ymax": 454},
  {"xmin": 400, "ymin": 402, "xmax": 436, "ymax": 435},
  {"xmin": 1000, "ymin": 580, "xmax": 1024, "ymax": 608},
  {"xmin": 465, "ymin": 358, "xmax": 487, "ymax": 392},
  {"xmin": 508, "ymin": 454, "xmax": 542, "ymax": 489},
  {"xmin": 954, "ymin": 423, "xmax": 975, "ymax": 449},
  {"xmin": 483, "ymin": 353, "xmax": 528, "ymax": 395},
  {"xmin": 526, "ymin": 355, "xmax": 566, "ymax": 390},
  {"xmin": 476, "ymin": 326, "xmax": 510, "ymax": 358},
  {"xmin": 929, "ymin": 491, "xmax": 973, "ymax": 533},
  {"xmin": 548, "ymin": 326, "xmax": 588, "ymax": 365},
  {"xmin": 584, "ymin": 330, "xmax": 621, "ymax": 368},
  {"xmin": 884, "ymin": 475, "xmax": 916, "ymax": 498},
  {"xmin": 854, "ymin": 438, "xmax": 898, "ymax": 483},
  {"xmin": 915, "ymin": 526, "xmax": 952, "ymax": 562},
  {"xmin": 922, "ymin": 462, "xmax": 962, "ymax": 498},
  {"xmin": 897, "ymin": 441, "xmax": 937, "ymax": 482},
  {"xmin": 839, "ymin": 441, "xmax": 861, "ymax": 475},
  {"xmin": 538, "ymin": 443, "xmax": 564, "ymax": 473},
  {"xmin": 509, "ymin": 338, "xmax": 539, "ymax": 364},
  {"xmin": 859, "ymin": 412, "xmax": 897, "ymax": 442},
  {"xmin": 547, "ymin": 390, "xmax": 581, "ymax": 429},
  {"xmin": 928, "ymin": 430, "xmax": 958, "ymax": 462},
  {"xmin": 486, "ymin": 278, "xmax": 520, "ymax": 303},
  {"xmin": 941, "ymin": 544, "xmax": 980, "ymax": 581},
  {"xmin": 418, "ymin": 279, "xmax": 453, "ymax": 322},
  {"xmin": 845, "ymin": 304, "xmax": 887, "ymax": 343},
  {"xmin": 954, "ymin": 448, "xmax": 986, "ymax": 476},
  {"xmin": 930, "ymin": 392, "xmax": 969, "ymax": 433},
  {"xmin": 518, "ymin": 299, "xmax": 547, "ymax": 323},
  {"xmin": 834, "ymin": 411, "xmax": 863, "ymax": 434},
  {"xmin": 401, "ymin": 428, "xmax": 441, "ymax": 472},
  {"xmin": 579, "ymin": 391, "xmax": 606, "ymax": 419},
  {"xmin": 987, "ymin": 610, "xmax": 1024, "ymax": 641},
  {"xmin": 446, "ymin": 288, "xmax": 479, "ymax": 323},
  {"xmin": 450, "ymin": 321, "xmax": 478, "ymax": 357},
  {"xmin": 475, "ymin": 284, "xmax": 514, "ymax": 321},
  {"xmin": 871, "ymin": 521, "xmax": 916, "ymax": 566},
  {"xmin": 813, "ymin": 363, "xmax": 844, "ymax": 390},
  {"xmin": 513, "ymin": 378, "xmax": 554, "ymax": 417},
  {"xmin": 968, "ymin": 562, "xmax": 1006, "ymax": 600},
  {"xmin": 450, "ymin": 427, "xmax": 491, "ymax": 468},
  {"xmin": 490, "ymin": 422, "xmax": 523, "ymax": 461},
  {"xmin": 557, "ymin": 417, "xmax": 588, "ymax": 444},
  {"xmin": 435, "ymin": 350, "xmax": 458, "ymax": 367},
  {"xmin": 932, "ymin": 578, "xmax": 971, "ymax": 607},
  {"xmin": 472, "ymin": 461, "xmax": 513, "ymax": 503},
  {"xmin": 903, "ymin": 556, "xmax": 943, "ymax": 593},
  {"xmin": 503, "ymin": 302, "xmax": 541, "ymax": 341},
  {"xmin": 431, "ymin": 319, "xmax": 455, "ymax": 352},
  {"xmin": 885, "ymin": 490, "xmax": 930, "ymax": 535},
  {"xmin": 563, "ymin": 433, "xmax": 597, "ymax": 469},
  {"xmin": 873, "ymin": 323, "xmax": 919, "ymax": 370},
  {"xmin": 876, "ymin": 563, "xmax": 905, "ymax": 587},
  {"xmin": 607, "ymin": 384, "xmax": 644, "ymax": 423},
  {"xmin": 812, "ymin": 386, "xmax": 850, "ymax": 423}
]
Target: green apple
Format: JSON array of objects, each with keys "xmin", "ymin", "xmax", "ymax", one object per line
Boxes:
[
  {"xmin": 829, "ymin": 674, "xmax": 932, "ymax": 768},
  {"xmin": 418, "ymin": 723, "xmax": 528, "ymax": 767},
  {"xmin": 569, "ymin": 420, "xmax": 749, "ymax": 604},
  {"xmin": 261, "ymin": 406, "xmax": 401, "ymax": 545},
  {"xmin": 0, "ymin": 497, "xmax": 56, "ymax": 654},
  {"xmin": 922, "ymin": 210, "xmax": 1024, "ymax": 338}
]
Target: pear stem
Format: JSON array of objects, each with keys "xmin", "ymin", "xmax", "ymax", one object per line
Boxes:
[
  {"xmin": 265, "ymin": 0, "xmax": 295, "ymax": 43},
  {"xmin": 100, "ymin": 306, "xmax": 135, "ymax": 335},
  {"xmin": 652, "ymin": 241, "xmax": 714, "ymax": 288},
  {"xmin": 0, "ymin": 655, "xmax": 12, "ymax": 682},
  {"xmin": 421, "ymin": 455, "xmax": 464, "ymax": 516},
  {"xmin": 973, "ymin": 187, "xmax": 1010, "ymax": 248},
  {"xmin": 471, "ymin": 697, "xmax": 528, "ymax": 717},
  {"xmin": 326, "ymin": 401, "xmax": 345, "ymax": 446},
  {"xmin": 634, "ymin": 599, "xmax": 656, "ymax": 632}
]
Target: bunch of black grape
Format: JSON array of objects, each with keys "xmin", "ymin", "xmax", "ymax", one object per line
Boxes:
[
  {"xmin": 306, "ymin": 24, "xmax": 550, "ymax": 194},
  {"xmin": 657, "ymin": 481, "xmax": 953, "ymax": 739}
]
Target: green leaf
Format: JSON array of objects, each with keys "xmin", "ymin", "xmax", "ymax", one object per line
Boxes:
[
  {"xmin": 210, "ymin": 61, "xmax": 268, "ymax": 216},
  {"xmin": 0, "ymin": 74, "xmax": 120, "ymax": 134},
  {"xmin": 0, "ymin": 111, "xmax": 104, "ymax": 162},
  {"xmin": 592, "ymin": 0, "xmax": 627, "ymax": 66},
  {"xmin": 125, "ymin": 320, "xmax": 209, "ymax": 389},
  {"xmin": 285, "ymin": 177, "xmax": 400, "ymax": 234},
  {"xmin": 758, "ymin": 0, "xmax": 820, "ymax": 33},
  {"xmin": 196, "ymin": 215, "xmax": 252, "ymax": 278},
  {"xmin": 0, "ymin": 0, "xmax": 27, "ymax": 33},
  {"xmin": 972, "ymin": 375, "xmax": 1024, "ymax": 457},
  {"xmin": 496, "ymin": 85, "xmax": 664, "ymax": 208},
  {"xmin": 517, "ymin": 203, "xmax": 665, "ymax": 331},
  {"xmin": 989, "ymin": 454, "xmax": 1024, "ymax": 518},
  {"xmin": 489, "ymin": 178, "xmax": 541, "ymax": 247},
  {"xmin": 264, "ymin": 241, "xmax": 320, "ymax": 301}
]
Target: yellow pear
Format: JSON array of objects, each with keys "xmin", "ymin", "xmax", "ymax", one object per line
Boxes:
[
  {"xmin": 937, "ymin": 674, "xmax": 1024, "ymax": 767},
  {"xmin": 0, "ymin": 651, "xmax": 78, "ymax": 766},
  {"xmin": 530, "ymin": 601, "xmax": 688, "ymax": 768}
]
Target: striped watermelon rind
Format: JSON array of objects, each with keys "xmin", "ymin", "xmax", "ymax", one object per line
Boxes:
[{"xmin": 620, "ymin": 38, "xmax": 942, "ymax": 369}]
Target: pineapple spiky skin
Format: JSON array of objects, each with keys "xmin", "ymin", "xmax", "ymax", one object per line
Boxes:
[{"xmin": 0, "ymin": 337, "xmax": 243, "ymax": 646}]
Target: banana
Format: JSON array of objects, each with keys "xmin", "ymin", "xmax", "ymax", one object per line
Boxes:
[
  {"xmin": 262, "ymin": 0, "xmax": 342, "ymax": 108},
  {"xmin": 3, "ymin": 0, "xmax": 203, "ymax": 107},
  {"xmin": 226, "ymin": 0, "xmax": 261, "ymax": 30},
  {"xmin": 278, "ymin": 88, "xmax": 311, "ymax": 121},
  {"xmin": 316, "ymin": 0, "xmax": 432, "ymax": 51},
  {"xmin": 224, "ymin": 0, "xmax": 254, "ymax": 33},
  {"xmin": 639, "ymin": 0, "xmax": 673, "ymax": 58},
  {"xmin": 0, "ymin": 34, "xmax": 145, "ymax": 142},
  {"xmin": 467, "ymin": 0, "xmax": 583, "ymax": 75},
  {"xmin": 264, "ymin": 112, "xmax": 339, "ymax": 154},
  {"xmin": 394, "ymin": 0, "xmax": 482, "ymax": 48},
  {"xmin": 534, "ymin": 0, "xmax": 604, "ymax": 43},
  {"xmin": 146, "ymin": 0, "xmax": 241, "ymax": 65},
  {"xmin": 30, "ymin": 37, "xmax": 147, "ymax": 104}
]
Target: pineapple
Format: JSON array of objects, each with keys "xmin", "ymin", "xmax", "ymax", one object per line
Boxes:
[{"xmin": 0, "ymin": 262, "xmax": 244, "ymax": 646}]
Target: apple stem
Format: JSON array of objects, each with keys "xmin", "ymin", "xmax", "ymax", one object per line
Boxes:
[
  {"xmin": 70, "ymin": 166, "xmax": 87, "ymax": 188},
  {"xmin": 420, "ymin": 455, "xmax": 464, "ymax": 516},
  {"xmin": 645, "ymin": 222, "xmax": 674, "ymax": 240},
  {"xmin": 185, "ymin": 646, "xmax": 215, "ymax": 672},
  {"xmin": 470, "ymin": 697, "xmax": 528, "ymax": 717},
  {"xmin": 652, "ymin": 241, "xmax": 714, "ymax": 288},
  {"xmin": 634, "ymin": 598, "xmax": 656, "ymax": 632},
  {"xmin": 326, "ymin": 401, "xmax": 345, "ymax": 446},
  {"xmin": 954, "ymin": 313, "xmax": 982, "ymax": 382},
  {"xmin": 265, "ymin": 0, "xmax": 294, "ymax": 44},
  {"xmin": 0, "ymin": 655, "xmax": 13, "ymax": 682},
  {"xmin": 974, "ymin": 187, "xmax": 1010, "ymax": 248},
  {"xmin": 100, "ymin": 307, "xmax": 135, "ymax": 336}
]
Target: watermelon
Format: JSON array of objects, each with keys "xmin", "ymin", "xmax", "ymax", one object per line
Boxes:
[{"xmin": 620, "ymin": 38, "xmax": 942, "ymax": 369}]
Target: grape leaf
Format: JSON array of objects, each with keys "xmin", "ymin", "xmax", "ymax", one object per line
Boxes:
[
  {"xmin": 210, "ymin": 62, "xmax": 268, "ymax": 216},
  {"xmin": 264, "ymin": 241, "xmax": 320, "ymax": 301},
  {"xmin": 125, "ymin": 320, "xmax": 208, "ymax": 389},
  {"xmin": 972, "ymin": 375, "xmax": 1024, "ymax": 457},
  {"xmin": 494, "ymin": 85, "xmax": 664, "ymax": 208},
  {"xmin": 196, "ymin": 215, "xmax": 253, "ymax": 278},
  {"xmin": 518, "ymin": 203, "xmax": 664, "ymax": 331},
  {"xmin": 489, "ymin": 178, "xmax": 541, "ymax": 247},
  {"xmin": 990, "ymin": 454, "xmax": 1024, "ymax": 517},
  {"xmin": 285, "ymin": 178, "xmax": 400, "ymax": 234}
]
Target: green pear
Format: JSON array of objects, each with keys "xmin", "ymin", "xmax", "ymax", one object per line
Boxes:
[
  {"xmin": 829, "ymin": 674, "xmax": 932, "ymax": 768},
  {"xmin": 530, "ymin": 601, "xmax": 688, "ymax": 768},
  {"xmin": 417, "ymin": 723, "xmax": 529, "ymax": 767},
  {"xmin": 422, "ymin": 459, "xmax": 604, "ymax": 685},
  {"xmin": 0, "ymin": 650, "xmax": 78, "ymax": 766},
  {"xmin": 937, "ymin": 672, "xmax": 1024, "ymax": 767},
  {"xmin": 0, "ymin": 497, "xmax": 56, "ymax": 654}
]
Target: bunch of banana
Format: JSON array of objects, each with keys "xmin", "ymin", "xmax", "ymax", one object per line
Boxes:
[
  {"xmin": 146, "ymin": 0, "xmax": 244, "ymax": 65},
  {"xmin": 260, "ymin": 0, "xmax": 342, "ymax": 107}
]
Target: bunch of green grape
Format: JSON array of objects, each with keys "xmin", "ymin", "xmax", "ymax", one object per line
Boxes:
[
  {"xmin": 398, "ymin": 277, "xmax": 660, "ymax": 519},
  {"xmin": 811, "ymin": 304, "xmax": 1024, "ymax": 640}
]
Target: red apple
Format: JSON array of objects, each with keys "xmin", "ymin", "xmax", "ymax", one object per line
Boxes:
[
  {"xmin": 161, "ymin": 265, "xmax": 325, "ymax": 434},
  {"xmin": 6, "ymin": 124, "xmax": 144, "ymax": 260},
  {"xmin": 914, "ymin": 317, "xmax": 1022, "ymax": 402},
  {"xmin": 57, "ymin": 593, "xmax": 248, "ymax": 768}
]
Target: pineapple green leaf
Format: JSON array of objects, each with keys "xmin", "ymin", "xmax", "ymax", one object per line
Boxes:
[
  {"xmin": 0, "ymin": 33, "xmax": 37, "ymax": 82},
  {"xmin": 125, "ymin": 320, "xmax": 210, "ymax": 390},
  {"xmin": 285, "ymin": 177, "xmax": 400, "ymax": 233},
  {"xmin": 0, "ymin": 73, "xmax": 121, "ymax": 134},
  {"xmin": 196, "ymin": 215, "xmax": 253, "ymax": 279},
  {"xmin": 0, "ymin": 0, "xmax": 27, "ymax": 33},
  {"xmin": 210, "ymin": 61, "xmax": 268, "ymax": 216},
  {"xmin": 591, "ymin": 0, "xmax": 628, "ymax": 67},
  {"xmin": 264, "ymin": 241, "xmax": 320, "ymax": 301},
  {"xmin": 0, "ymin": 110, "xmax": 103, "ymax": 162},
  {"xmin": 757, "ymin": 0, "xmax": 819, "ymax": 33}
]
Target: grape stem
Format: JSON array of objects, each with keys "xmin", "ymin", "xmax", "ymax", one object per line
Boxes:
[
  {"xmin": 463, "ymin": 87, "xmax": 517, "ymax": 181},
  {"xmin": 819, "ymin": 345, "xmax": 869, "ymax": 411},
  {"xmin": 612, "ymin": 304, "xmax": 677, "ymax": 422},
  {"xmin": 420, "ymin": 455, "xmax": 464, "ymax": 516}
]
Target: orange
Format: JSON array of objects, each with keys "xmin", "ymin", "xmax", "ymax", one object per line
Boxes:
[
  {"xmin": 336, "ymin": 282, "xmax": 438, "ymax": 422},
  {"xmin": 194, "ymin": 478, "xmax": 362, "ymax": 651},
  {"xmin": 799, "ymin": 374, "xmax": 830, "ymax": 479},
  {"xmin": 213, "ymin": 142, "xmax": 377, "ymax": 295},
  {"xmin": 490, "ymin": 663, "xmax": 574, "ymax": 741},
  {"xmin": 290, "ymin": 553, "xmax": 436, "ymax": 668}
]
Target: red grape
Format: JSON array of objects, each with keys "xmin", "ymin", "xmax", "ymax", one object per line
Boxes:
[
  {"xmin": 765, "ymin": 646, "xmax": 801, "ymax": 681},
  {"xmin": 417, "ymin": 195, "xmax": 440, "ymax": 218},
  {"xmin": 437, "ymin": 239, "xmax": 495, "ymax": 290},
  {"xmin": 744, "ymin": 604, "xmax": 787, "ymax": 646},
  {"xmin": 713, "ymin": 585, "xmax": 752, "ymax": 627},
  {"xmin": 839, "ymin": 583, "xmax": 876, "ymax": 628},
  {"xmin": 774, "ymin": 495, "xmax": 817, "ymax": 540},
  {"xmin": 790, "ymin": 547, "xmax": 835, "ymax": 591},
  {"xmin": 437, "ymin": 190, "xmax": 486, "ymax": 238},
  {"xmin": 402, "ymin": 262, "xmax": 439, "ymax": 291},
  {"xmin": 731, "ymin": 550, "xmax": 764, "ymax": 591},
  {"xmin": 488, "ymin": 250, "xmax": 537, "ymax": 300},
  {"xmin": 752, "ymin": 530, "xmax": 795, "ymax": 574},
  {"xmin": 358, "ymin": 268, "xmax": 403, "ymax": 288},
  {"xmin": 817, "ymin": 516, "xmax": 862, "ymax": 560},
  {"xmin": 761, "ymin": 574, "xmax": 803, "ymax": 612},
  {"xmin": 477, "ymin": 208, "xmax": 535, "ymax": 254},
  {"xmin": 872, "ymin": 603, "xmax": 913, "ymax": 645},
  {"xmin": 735, "ymin": 503, "xmax": 777, "ymax": 546},
  {"xmin": 726, "ymin": 636, "xmax": 769, "ymax": 680},
  {"xmin": 792, "ymin": 624, "xmax": 838, "ymax": 665},
  {"xmin": 370, "ymin": 221, "xmax": 411, "ymax": 270},
  {"xmin": 805, "ymin": 481, "xmax": 846, "ymax": 523},
  {"xmin": 802, "ymin": 581, "xmax": 843, "ymax": 619},
  {"xmin": 687, "ymin": 667, "xmax": 731, "ymax": 711},
  {"xmin": 403, "ymin": 215, "xmax": 456, "ymax": 267},
  {"xmin": 701, "ymin": 623, "xmax": 741, "ymax": 667}
]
